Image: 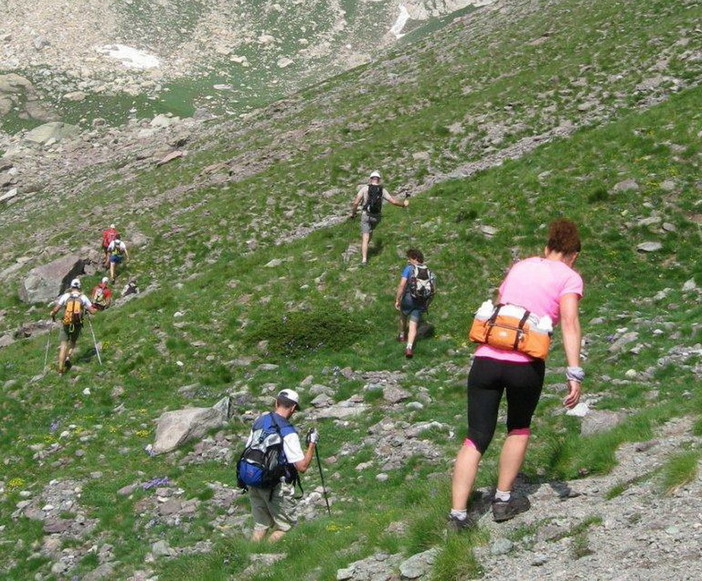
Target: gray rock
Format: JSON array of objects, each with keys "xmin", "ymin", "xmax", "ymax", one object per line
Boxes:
[
  {"xmin": 613, "ymin": 179, "xmax": 639, "ymax": 192},
  {"xmin": 607, "ymin": 331, "xmax": 638, "ymax": 353},
  {"xmin": 19, "ymin": 255, "xmax": 85, "ymax": 304},
  {"xmin": 24, "ymin": 122, "xmax": 80, "ymax": 146},
  {"xmin": 491, "ymin": 538, "xmax": 514, "ymax": 555},
  {"xmin": 151, "ymin": 540, "xmax": 175, "ymax": 557},
  {"xmin": 83, "ymin": 562, "xmax": 116, "ymax": 581},
  {"xmin": 682, "ymin": 279, "xmax": 697, "ymax": 292},
  {"xmin": 581, "ymin": 410, "xmax": 626, "ymax": 437},
  {"xmin": 399, "ymin": 547, "xmax": 439, "ymax": 579},
  {"xmin": 637, "ymin": 241, "xmax": 663, "ymax": 252},
  {"xmin": 152, "ymin": 401, "xmax": 229, "ymax": 454},
  {"xmin": 0, "ymin": 187, "xmax": 18, "ymax": 203},
  {"xmin": 383, "ymin": 386, "xmax": 411, "ymax": 404}
]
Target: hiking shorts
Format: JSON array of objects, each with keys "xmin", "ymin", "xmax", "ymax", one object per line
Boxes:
[
  {"xmin": 248, "ymin": 482, "xmax": 298, "ymax": 533},
  {"xmin": 401, "ymin": 294, "xmax": 426, "ymax": 323},
  {"xmin": 109, "ymin": 255, "xmax": 123, "ymax": 264},
  {"xmin": 361, "ymin": 212, "xmax": 381, "ymax": 234},
  {"xmin": 466, "ymin": 356, "xmax": 545, "ymax": 454},
  {"xmin": 59, "ymin": 324, "xmax": 82, "ymax": 343}
]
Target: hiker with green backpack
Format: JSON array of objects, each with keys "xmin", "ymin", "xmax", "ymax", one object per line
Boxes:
[
  {"xmin": 395, "ymin": 248, "xmax": 436, "ymax": 358},
  {"xmin": 49, "ymin": 278, "xmax": 98, "ymax": 374},
  {"xmin": 350, "ymin": 171, "xmax": 409, "ymax": 266},
  {"xmin": 236, "ymin": 389, "xmax": 319, "ymax": 542}
]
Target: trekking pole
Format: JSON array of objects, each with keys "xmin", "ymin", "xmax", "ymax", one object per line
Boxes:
[
  {"xmin": 86, "ymin": 315, "xmax": 102, "ymax": 365},
  {"xmin": 314, "ymin": 445, "xmax": 332, "ymax": 516},
  {"xmin": 43, "ymin": 324, "xmax": 53, "ymax": 371}
]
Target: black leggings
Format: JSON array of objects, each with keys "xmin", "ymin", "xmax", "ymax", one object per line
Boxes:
[{"xmin": 466, "ymin": 356, "xmax": 545, "ymax": 454}]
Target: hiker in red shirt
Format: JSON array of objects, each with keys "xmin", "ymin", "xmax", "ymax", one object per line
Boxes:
[
  {"xmin": 101, "ymin": 224, "xmax": 120, "ymax": 268},
  {"xmin": 91, "ymin": 277, "xmax": 113, "ymax": 311}
]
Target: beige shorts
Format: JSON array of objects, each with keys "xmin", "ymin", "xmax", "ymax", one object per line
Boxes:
[
  {"xmin": 360, "ymin": 212, "xmax": 381, "ymax": 234},
  {"xmin": 59, "ymin": 323, "xmax": 82, "ymax": 343},
  {"xmin": 249, "ymin": 482, "xmax": 298, "ymax": 532}
]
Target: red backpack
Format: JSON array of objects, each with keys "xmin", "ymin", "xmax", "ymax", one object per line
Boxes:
[{"xmin": 102, "ymin": 228, "xmax": 119, "ymax": 249}]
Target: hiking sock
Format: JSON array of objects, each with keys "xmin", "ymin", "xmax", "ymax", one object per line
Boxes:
[
  {"xmin": 406, "ymin": 342, "xmax": 413, "ymax": 350},
  {"xmin": 450, "ymin": 509, "xmax": 468, "ymax": 520},
  {"xmin": 494, "ymin": 489, "xmax": 511, "ymax": 502}
]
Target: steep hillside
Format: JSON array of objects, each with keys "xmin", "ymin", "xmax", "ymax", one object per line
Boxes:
[
  {"xmin": 1, "ymin": 0, "xmax": 487, "ymax": 127},
  {"xmin": 0, "ymin": 0, "xmax": 701, "ymax": 579}
]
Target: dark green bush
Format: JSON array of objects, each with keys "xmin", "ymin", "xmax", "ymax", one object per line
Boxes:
[{"xmin": 246, "ymin": 302, "xmax": 368, "ymax": 358}]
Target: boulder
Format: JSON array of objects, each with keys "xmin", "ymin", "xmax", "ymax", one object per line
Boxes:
[
  {"xmin": 19, "ymin": 255, "xmax": 85, "ymax": 304},
  {"xmin": 152, "ymin": 397, "xmax": 231, "ymax": 454},
  {"xmin": 0, "ymin": 73, "xmax": 34, "ymax": 95},
  {"xmin": 399, "ymin": 547, "xmax": 440, "ymax": 579},
  {"xmin": 581, "ymin": 410, "xmax": 626, "ymax": 437},
  {"xmin": 24, "ymin": 122, "xmax": 80, "ymax": 146}
]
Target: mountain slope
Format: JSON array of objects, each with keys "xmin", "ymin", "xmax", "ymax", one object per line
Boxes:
[{"xmin": 0, "ymin": 0, "xmax": 701, "ymax": 579}]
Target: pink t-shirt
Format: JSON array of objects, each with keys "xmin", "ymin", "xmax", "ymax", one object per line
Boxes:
[{"xmin": 475, "ymin": 256, "xmax": 583, "ymax": 363}]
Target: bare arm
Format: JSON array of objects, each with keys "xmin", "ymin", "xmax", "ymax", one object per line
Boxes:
[
  {"xmin": 350, "ymin": 189, "xmax": 364, "ymax": 217},
  {"xmin": 293, "ymin": 442, "xmax": 316, "ymax": 473},
  {"xmin": 386, "ymin": 193, "xmax": 409, "ymax": 208},
  {"xmin": 560, "ymin": 293, "xmax": 582, "ymax": 408},
  {"xmin": 395, "ymin": 277, "xmax": 408, "ymax": 309}
]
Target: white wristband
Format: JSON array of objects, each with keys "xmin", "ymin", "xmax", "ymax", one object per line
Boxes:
[{"xmin": 566, "ymin": 366, "xmax": 585, "ymax": 383}]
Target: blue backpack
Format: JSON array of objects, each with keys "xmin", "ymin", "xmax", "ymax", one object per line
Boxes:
[{"xmin": 236, "ymin": 413, "xmax": 299, "ymax": 491}]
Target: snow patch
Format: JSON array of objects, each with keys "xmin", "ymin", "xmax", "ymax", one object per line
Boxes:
[
  {"xmin": 97, "ymin": 44, "xmax": 160, "ymax": 69},
  {"xmin": 390, "ymin": 4, "xmax": 411, "ymax": 39}
]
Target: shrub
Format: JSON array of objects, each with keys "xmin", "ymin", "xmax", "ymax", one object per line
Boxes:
[{"xmin": 246, "ymin": 302, "xmax": 368, "ymax": 358}]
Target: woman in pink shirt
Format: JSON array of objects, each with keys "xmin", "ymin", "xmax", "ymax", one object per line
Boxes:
[{"xmin": 449, "ymin": 219, "xmax": 584, "ymax": 529}]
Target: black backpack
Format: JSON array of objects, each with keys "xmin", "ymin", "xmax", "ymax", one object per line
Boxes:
[
  {"xmin": 363, "ymin": 184, "xmax": 384, "ymax": 215},
  {"xmin": 408, "ymin": 265, "xmax": 436, "ymax": 305}
]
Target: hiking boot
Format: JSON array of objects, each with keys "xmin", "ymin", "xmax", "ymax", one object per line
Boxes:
[
  {"xmin": 447, "ymin": 513, "xmax": 475, "ymax": 532},
  {"xmin": 396, "ymin": 333, "xmax": 406, "ymax": 342},
  {"xmin": 405, "ymin": 346, "xmax": 413, "ymax": 358},
  {"xmin": 64, "ymin": 358, "xmax": 72, "ymax": 371},
  {"xmin": 492, "ymin": 496, "xmax": 531, "ymax": 522}
]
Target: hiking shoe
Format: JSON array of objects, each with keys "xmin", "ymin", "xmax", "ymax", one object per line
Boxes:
[
  {"xmin": 447, "ymin": 513, "xmax": 475, "ymax": 532},
  {"xmin": 64, "ymin": 358, "xmax": 72, "ymax": 371},
  {"xmin": 405, "ymin": 347, "xmax": 413, "ymax": 359},
  {"xmin": 492, "ymin": 496, "xmax": 531, "ymax": 522},
  {"xmin": 396, "ymin": 333, "xmax": 406, "ymax": 342}
]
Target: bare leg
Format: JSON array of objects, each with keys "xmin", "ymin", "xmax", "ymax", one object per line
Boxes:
[
  {"xmin": 268, "ymin": 530, "xmax": 286, "ymax": 542},
  {"xmin": 57, "ymin": 340, "xmax": 69, "ymax": 372},
  {"xmin": 398, "ymin": 312, "xmax": 408, "ymax": 339},
  {"xmin": 110, "ymin": 261, "xmax": 116, "ymax": 282},
  {"xmin": 496, "ymin": 433, "xmax": 530, "ymax": 492},
  {"xmin": 407, "ymin": 319, "xmax": 419, "ymax": 347},
  {"xmin": 361, "ymin": 232, "xmax": 371, "ymax": 263},
  {"xmin": 451, "ymin": 442, "xmax": 482, "ymax": 510},
  {"xmin": 251, "ymin": 529, "xmax": 267, "ymax": 542}
]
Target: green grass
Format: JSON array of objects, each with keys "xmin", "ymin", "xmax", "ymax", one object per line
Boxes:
[
  {"xmin": 1, "ymin": 0, "xmax": 701, "ymax": 579},
  {"xmin": 660, "ymin": 451, "xmax": 701, "ymax": 495}
]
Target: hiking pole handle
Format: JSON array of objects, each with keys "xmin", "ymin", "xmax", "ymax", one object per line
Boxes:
[{"xmin": 314, "ymin": 445, "xmax": 331, "ymax": 516}]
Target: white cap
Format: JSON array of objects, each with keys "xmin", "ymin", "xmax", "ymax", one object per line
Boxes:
[
  {"xmin": 101, "ymin": 277, "xmax": 109, "ymax": 284},
  {"xmin": 70, "ymin": 278, "xmax": 81, "ymax": 289},
  {"xmin": 370, "ymin": 171, "xmax": 381, "ymax": 179},
  {"xmin": 278, "ymin": 389, "xmax": 301, "ymax": 409}
]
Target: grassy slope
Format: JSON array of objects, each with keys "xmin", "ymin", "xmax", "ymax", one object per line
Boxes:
[{"xmin": 1, "ymin": 0, "xmax": 701, "ymax": 579}]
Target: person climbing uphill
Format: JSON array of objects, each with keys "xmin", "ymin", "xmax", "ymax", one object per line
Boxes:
[
  {"xmin": 395, "ymin": 248, "xmax": 435, "ymax": 359},
  {"xmin": 49, "ymin": 278, "xmax": 98, "ymax": 374},
  {"xmin": 91, "ymin": 277, "xmax": 113, "ymax": 311},
  {"xmin": 106, "ymin": 237, "xmax": 129, "ymax": 283},
  {"xmin": 449, "ymin": 219, "xmax": 584, "ymax": 530},
  {"xmin": 350, "ymin": 171, "xmax": 409, "ymax": 266},
  {"xmin": 101, "ymin": 224, "xmax": 120, "ymax": 268}
]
